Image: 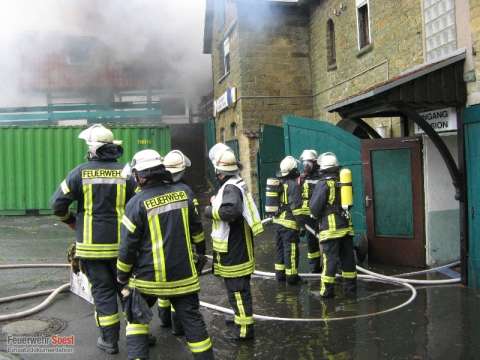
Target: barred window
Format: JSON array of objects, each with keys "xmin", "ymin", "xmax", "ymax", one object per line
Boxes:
[{"xmin": 326, "ymin": 19, "xmax": 336, "ymax": 67}]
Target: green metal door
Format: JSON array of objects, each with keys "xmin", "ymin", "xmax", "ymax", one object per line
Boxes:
[
  {"xmin": 257, "ymin": 124, "xmax": 285, "ymax": 217},
  {"xmin": 362, "ymin": 138, "xmax": 425, "ymax": 267},
  {"xmin": 0, "ymin": 125, "xmax": 170, "ymax": 215},
  {"xmin": 465, "ymin": 106, "xmax": 480, "ymax": 288},
  {"xmin": 282, "ymin": 115, "xmax": 366, "ymax": 243}
]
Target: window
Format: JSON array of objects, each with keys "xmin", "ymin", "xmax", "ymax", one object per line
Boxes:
[
  {"xmin": 356, "ymin": 0, "xmax": 371, "ymax": 50},
  {"xmin": 222, "ymin": 37, "xmax": 231, "ymax": 75},
  {"xmin": 326, "ymin": 19, "xmax": 336, "ymax": 67},
  {"xmin": 230, "ymin": 122, "xmax": 237, "ymax": 137},
  {"xmin": 424, "ymin": 0, "xmax": 457, "ymax": 62},
  {"xmin": 220, "ymin": 127, "xmax": 226, "ymax": 142}
]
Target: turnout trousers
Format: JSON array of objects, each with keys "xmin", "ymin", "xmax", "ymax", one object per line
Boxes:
[
  {"xmin": 304, "ymin": 217, "xmax": 321, "ymax": 273},
  {"xmin": 274, "ymin": 225, "xmax": 300, "ymax": 284},
  {"xmin": 81, "ymin": 259, "xmax": 122, "ymax": 344},
  {"xmin": 157, "ymin": 298, "xmax": 184, "ymax": 335},
  {"xmin": 223, "ymin": 276, "xmax": 254, "ymax": 339},
  {"xmin": 127, "ymin": 293, "xmax": 213, "ymax": 360},
  {"xmin": 320, "ymin": 235, "xmax": 357, "ymax": 298}
]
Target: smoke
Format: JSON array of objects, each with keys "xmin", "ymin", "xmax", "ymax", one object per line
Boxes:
[{"xmin": 0, "ymin": 0, "xmax": 212, "ymax": 107}]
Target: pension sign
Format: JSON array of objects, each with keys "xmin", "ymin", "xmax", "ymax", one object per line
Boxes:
[{"xmin": 414, "ymin": 107, "xmax": 457, "ymax": 134}]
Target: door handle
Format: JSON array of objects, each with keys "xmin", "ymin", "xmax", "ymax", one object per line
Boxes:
[{"xmin": 365, "ymin": 195, "xmax": 373, "ymax": 208}]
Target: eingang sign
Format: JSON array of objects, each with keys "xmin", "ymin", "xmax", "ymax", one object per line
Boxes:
[{"xmin": 414, "ymin": 107, "xmax": 457, "ymax": 134}]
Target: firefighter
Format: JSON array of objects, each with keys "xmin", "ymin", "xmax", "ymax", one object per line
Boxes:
[
  {"xmin": 298, "ymin": 149, "xmax": 322, "ymax": 273},
  {"xmin": 157, "ymin": 150, "xmax": 206, "ymax": 336},
  {"xmin": 273, "ymin": 156, "xmax": 304, "ymax": 285},
  {"xmin": 117, "ymin": 149, "xmax": 213, "ymax": 360},
  {"xmin": 204, "ymin": 143, "xmax": 263, "ymax": 341},
  {"xmin": 309, "ymin": 152, "xmax": 356, "ymax": 298},
  {"xmin": 51, "ymin": 124, "xmax": 136, "ymax": 354}
]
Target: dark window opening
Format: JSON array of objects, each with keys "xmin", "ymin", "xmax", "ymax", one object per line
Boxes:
[
  {"xmin": 326, "ymin": 19, "xmax": 336, "ymax": 67},
  {"xmin": 358, "ymin": 4, "xmax": 370, "ymax": 49},
  {"xmin": 230, "ymin": 122, "xmax": 237, "ymax": 137}
]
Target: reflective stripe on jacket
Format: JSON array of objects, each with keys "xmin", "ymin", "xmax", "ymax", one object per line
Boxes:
[
  {"xmin": 117, "ymin": 182, "xmax": 205, "ymax": 296},
  {"xmin": 309, "ymin": 171, "xmax": 354, "ymax": 242},
  {"xmin": 51, "ymin": 160, "xmax": 136, "ymax": 259},
  {"xmin": 272, "ymin": 177, "xmax": 303, "ymax": 230}
]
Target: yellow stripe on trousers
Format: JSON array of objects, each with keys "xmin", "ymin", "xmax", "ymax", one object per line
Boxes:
[
  {"xmin": 116, "ymin": 183, "xmax": 126, "ymax": 243},
  {"xmin": 148, "ymin": 215, "xmax": 166, "ymax": 282},
  {"xmin": 83, "ymin": 184, "xmax": 93, "ymax": 244},
  {"xmin": 234, "ymin": 292, "xmax": 247, "ymax": 338}
]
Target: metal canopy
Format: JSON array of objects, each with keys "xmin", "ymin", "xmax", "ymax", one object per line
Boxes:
[{"xmin": 326, "ymin": 50, "xmax": 466, "ymax": 118}]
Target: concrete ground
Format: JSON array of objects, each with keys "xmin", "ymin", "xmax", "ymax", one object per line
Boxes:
[{"xmin": 0, "ymin": 216, "xmax": 479, "ymax": 360}]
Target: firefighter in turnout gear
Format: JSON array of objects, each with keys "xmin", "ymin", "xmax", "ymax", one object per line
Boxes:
[
  {"xmin": 309, "ymin": 152, "xmax": 356, "ymax": 298},
  {"xmin": 273, "ymin": 156, "xmax": 304, "ymax": 284},
  {"xmin": 298, "ymin": 149, "xmax": 322, "ymax": 273},
  {"xmin": 204, "ymin": 143, "xmax": 263, "ymax": 341},
  {"xmin": 156, "ymin": 149, "xmax": 207, "ymax": 336},
  {"xmin": 117, "ymin": 149, "xmax": 213, "ymax": 360},
  {"xmin": 51, "ymin": 124, "xmax": 136, "ymax": 354}
]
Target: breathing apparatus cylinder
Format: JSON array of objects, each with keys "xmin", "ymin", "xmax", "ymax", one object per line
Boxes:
[
  {"xmin": 339, "ymin": 168, "xmax": 353, "ymax": 211},
  {"xmin": 265, "ymin": 177, "xmax": 281, "ymax": 215}
]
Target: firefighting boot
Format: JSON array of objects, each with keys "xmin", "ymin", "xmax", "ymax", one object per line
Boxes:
[
  {"xmin": 275, "ymin": 270, "xmax": 286, "ymax": 282},
  {"xmin": 286, "ymin": 274, "xmax": 301, "ymax": 285},
  {"xmin": 171, "ymin": 307, "xmax": 185, "ymax": 336},
  {"xmin": 343, "ymin": 278, "xmax": 357, "ymax": 298},
  {"xmin": 311, "ymin": 259, "xmax": 322, "ymax": 274},
  {"xmin": 97, "ymin": 336, "xmax": 119, "ymax": 355},
  {"xmin": 97, "ymin": 324, "xmax": 119, "ymax": 354},
  {"xmin": 320, "ymin": 283, "xmax": 335, "ymax": 299}
]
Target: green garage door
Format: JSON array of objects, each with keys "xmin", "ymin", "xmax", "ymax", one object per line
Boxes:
[{"xmin": 283, "ymin": 115, "xmax": 366, "ymax": 243}]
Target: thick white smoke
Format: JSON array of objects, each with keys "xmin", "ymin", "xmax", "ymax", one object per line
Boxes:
[{"xmin": 0, "ymin": 0, "xmax": 212, "ymax": 107}]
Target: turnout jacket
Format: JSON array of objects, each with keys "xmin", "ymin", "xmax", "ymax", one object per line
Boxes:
[
  {"xmin": 205, "ymin": 176, "xmax": 260, "ymax": 278},
  {"xmin": 51, "ymin": 150, "xmax": 135, "ymax": 259},
  {"xmin": 297, "ymin": 170, "xmax": 321, "ymax": 217},
  {"xmin": 117, "ymin": 181, "xmax": 205, "ymax": 296},
  {"xmin": 309, "ymin": 169, "xmax": 354, "ymax": 242},
  {"xmin": 272, "ymin": 176, "xmax": 303, "ymax": 230}
]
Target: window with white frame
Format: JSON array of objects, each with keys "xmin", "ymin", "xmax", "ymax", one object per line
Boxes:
[
  {"xmin": 356, "ymin": 0, "xmax": 371, "ymax": 50},
  {"xmin": 222, "ymin": 37, "xmax": 231, "ymax": 75},
  {"xmin": 424, "ymin": 0, "xmax": 457, "ymax": 63}
]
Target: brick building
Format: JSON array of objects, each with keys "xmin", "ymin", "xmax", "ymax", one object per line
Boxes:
[{"xmin": 204, "ymin": 0, "xmax": 480, "ymax": 284}]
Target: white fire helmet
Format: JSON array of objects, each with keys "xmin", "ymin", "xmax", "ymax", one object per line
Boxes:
[
  {"xmin": 78, "ymin": 124, "xmax": 122, "ymax": 147},
  {"xmin": 318, "ymin": 152, "xmax": 339, "ymax": 170},
  {"xmin": 299, "ymin": 149, "xmax": 318, "ymax": 162},
  {"xmin": 164, "ymin": 150, "xmax": 191, "ymax": 174},
  {"xmin": 279, "ymin": 155, "xmax": 299, "ymax": 177},
  {"xmin": 130, "ymin": 149, "xmax": 163, "ymax": 172},
  {"xmin": 208, "ymin": 143, "xmax": 239, "ymax": 174}
]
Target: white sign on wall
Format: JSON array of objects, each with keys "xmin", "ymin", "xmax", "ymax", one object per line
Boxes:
[
  {"xmin": 414, "ymin": 107, "xmax": 457, "ymax": 134},
  {"xmin": 214, "ymin": 87, "xmax": 237, "ymax": 116}
]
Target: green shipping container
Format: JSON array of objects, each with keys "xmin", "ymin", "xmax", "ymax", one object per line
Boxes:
[{"xmin": 0, "ymin": 125, "xmax": 170, "ymax": 215}]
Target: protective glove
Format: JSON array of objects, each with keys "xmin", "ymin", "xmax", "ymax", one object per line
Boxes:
[
  {"xmin": 194, "ymin": 254, "xmax": 207, "ymax": 275},
  {"xmin": 67, "ymin": 243, "xmax": 80, "ymax": 274}
]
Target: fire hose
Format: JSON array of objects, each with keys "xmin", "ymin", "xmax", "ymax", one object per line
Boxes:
[{"xmin": 0, "ymin": 218, "xmax": 459, "ymax": 323}]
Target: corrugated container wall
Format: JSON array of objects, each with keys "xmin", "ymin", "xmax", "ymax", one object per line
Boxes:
[{"xmin": 0, "ymin": 125, "xmax": 170, "ymax": 215}]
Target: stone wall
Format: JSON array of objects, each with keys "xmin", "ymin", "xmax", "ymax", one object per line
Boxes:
[{"xmin": 309, "ymin": 0, "xmax": 425, "ymax": 126}]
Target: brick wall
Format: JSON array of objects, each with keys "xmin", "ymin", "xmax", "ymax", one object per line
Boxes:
[{"xmin": 309, "ymin": 0, "xmax": 424, "ymax": 127}]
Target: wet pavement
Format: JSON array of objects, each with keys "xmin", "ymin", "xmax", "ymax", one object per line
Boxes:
[{"xmin": 1, "ymin": 216, "xmax": 480, "ymax": 359}]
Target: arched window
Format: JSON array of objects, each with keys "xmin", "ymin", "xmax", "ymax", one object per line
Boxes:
[
  {"xmin": 326, "ymin": 18, "xmax": 336, "ymax": 68},
  {"xmin": 230, "ymin": 122, "xmax": 237, "ymax": 137}
]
